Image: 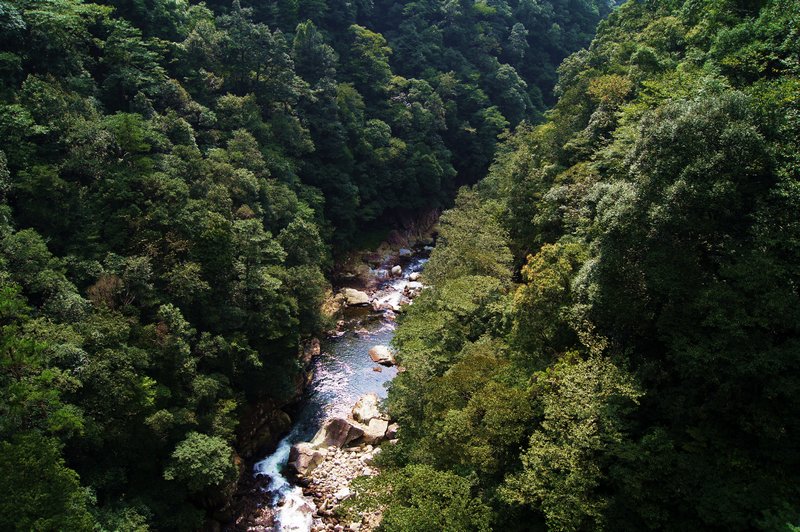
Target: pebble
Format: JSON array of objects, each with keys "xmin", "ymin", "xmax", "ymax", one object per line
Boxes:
[
  {"xmin": 300, "ymin": 395, "xmax": 399, "ymax": 532},
  {"xmin": 304, "ymin": 441, "xmax": 381, "ymax": 530}
]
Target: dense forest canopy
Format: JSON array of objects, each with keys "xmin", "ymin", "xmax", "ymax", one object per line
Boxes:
[
  {"xmin": 345, "ymin": 0, "xmax": 800, "ymax": 529},
  {"xmin": 0, "ymin": 0, "xmax": 613, "ymax": 529}
]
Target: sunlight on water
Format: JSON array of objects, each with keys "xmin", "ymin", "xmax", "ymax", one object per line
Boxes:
[{"xmin": 252, "ymin": 256, "xmax": 427, "ymax": 531}]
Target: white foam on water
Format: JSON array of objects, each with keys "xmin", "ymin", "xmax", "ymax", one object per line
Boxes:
[
  {"xmin": 250, "ymin": 253, "xmax": 429, "ymax": 532},
  {"xmin": 275, "ymin": 487, "xmax": 315, "ymax": 531},
  {"xmin": 253, "ymin": 435, "xmax": 316, "ymax": 531}
]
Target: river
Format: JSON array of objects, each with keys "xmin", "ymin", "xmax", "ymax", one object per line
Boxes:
[{"xmin": 252, "ymin": 255, "xmax": 428, "ymax": 531}]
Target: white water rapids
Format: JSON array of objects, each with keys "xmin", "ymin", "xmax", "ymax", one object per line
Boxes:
[{"xmin": 252, "ymin": 256, "xmax": 427, "ymax": 531}]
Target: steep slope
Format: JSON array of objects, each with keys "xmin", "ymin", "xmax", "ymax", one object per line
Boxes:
[
  {"xmin": 350, "ymin": 0, "xmax": 800, "ymax": 529},
  {"xmin": 0, "ymin": 0, "xmax": 611, "ymax": 529}
]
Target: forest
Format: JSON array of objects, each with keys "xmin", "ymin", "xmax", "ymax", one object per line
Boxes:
[
  {"xmin": 1, "ymin": 0, "xmax": 798, "ymax": 530},
  {"xmin": 345, "ymin": 0, "xmax": 800, "ymax": 529},
  {"xmin": 0, "ymin": 0, "xmax": 611, "ymax": 529}
]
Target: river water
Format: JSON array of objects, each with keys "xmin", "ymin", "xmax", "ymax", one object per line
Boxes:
[{"xmin": 252, "ymin": 256, "xmax": 427, "ymax": 531}]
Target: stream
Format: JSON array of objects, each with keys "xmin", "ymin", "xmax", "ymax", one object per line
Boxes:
[{"xmin": 252, "ymin": 255, "xmax": 428, "ymax": 531}]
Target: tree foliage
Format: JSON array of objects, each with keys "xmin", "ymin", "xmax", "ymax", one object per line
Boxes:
[
  {"xmin": 0, "ymin": 0, "xmax": 610, "ymax": 527},
  {"xmin": 374, "ymin": 0, "xmax": 800, "ymax": 529}
]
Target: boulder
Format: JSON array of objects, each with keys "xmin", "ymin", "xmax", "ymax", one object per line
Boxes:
[
  {"xmin": 363, "ymin": 252, "xmax": 383, "ymax": 266},
  {"xmin": 352, "ymin": 393, "xmax": 381, "ymax": 424},
  {"xmin": 391, "ymin": 265, "xmax": 402, "ymax": 276},
  {"xmin": 361, "ymin": 418, "xmax": 389, "ymax": 444},
  {"xmin": 310, "ymin": 418, "xmax": 364, "ymax": 449},
  {"xmin": 404, "ymin": 281, "xmax": 423, "ymax": 299},
  {"xmin": 333, "ymin": 487, "xmax": 352, "ymax": 501},
  {"xmin": 342, "ymin": 288, "xmax": 370, "ymax": 306},
  {"xmin": 399, "ymin": 248, "xmax": 412, "ymax": 257},
  {"xmin": 288, "ymin": 443, "xmax": 326, "ymax": 476},
  {"xmin": 368, "ymin": 345, "xmax": 396, "ymax": 366},
  {"xmin": 237, "ymin": 400, "xmax": 292, "ymax": 459},
  {"xmin": 409, "ymin": 272, "xmax": 421, "ymax": 281},
  {"xmin": 302, "ymin": 337, "xmax": 321, "ymax": 366},
  {"xmin": 361, "ymin": 447, "xmax": 382, "ymax": 466},
  {"xmin": 385, "ymin": 423, "xmax": 399, "ymax": 439},
  {"xmin": 386, "ymin": 230, "xmax": 408, "ymax": 247}
]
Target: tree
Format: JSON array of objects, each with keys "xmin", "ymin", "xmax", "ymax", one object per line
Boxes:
[
  {"xmin": 163, "ymin": 432, "xmax": 237, "ymax": 493},
  {"xmin": 346, "ymin": 24, "xmax": 392, "ymax": 99},
  {"xmin": 512, "ymin": 241, "xmax": 588, "ymax": 363},
  {"xmin": 292, "ymin": 20, "xmax": 337, "ymax": 84},
  {"xmin": 424, "ymin": 189, "xmax": 512, "ymax": 285},
  {"xmin": 348, "ymin": 464, "xmax": 492, "ymax": 531},
  {"xmin": 502, "ymin": 356, "xmax": 641, "ymax": 532},
  {"xmin": 100, "ymin": 19, "xmax": 167, "ymax": 109},
  {"xmin": 0, "ymin": 433, "xmax": 96, "ymax": 531}
]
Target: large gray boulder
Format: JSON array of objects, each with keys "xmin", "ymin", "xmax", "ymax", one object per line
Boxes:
[
  {"xmin": 361, "ymin": 418, "xmax": 389, "ymax": 444},
  {"xmin": 288, "ymin": 443, "xmax": 326, "ymax": 476},
  {"xmin": 369, "ymin": 345, "xmax": 396, "ymax": 366},
  {"xmin": 310, "ymin": 417, "xmax": 364, "ymax": 449},
  {"xmin": 342, "ymin": 288, "xmax": 370, "ymax": 306},
  {"xmin": 352, "ymin": 393, "xmax": 381, "ymax": 424}
]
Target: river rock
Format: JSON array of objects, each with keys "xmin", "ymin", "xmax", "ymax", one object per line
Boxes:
[
  {"xmin": 333, "ymin": 487, "xmax": 352, "ymax": 501},
  {"xmin": 303, "ymin": 337, "xmax": 321, "ymax": 366},
  {"xmin": 342, "ymin": 288, "xmax": 370, "ymax": 306},
  {"xmin": 399, "ymin": 248, "xmax": 412, "ymax": 257},
  {"xmin": 385, "ymin": 423, "xmax": 399, "ymax": 439},
  {"xmin": 409, "ymin": 272, "xmax": 421, "ymax": 281},
  {"xmin": 289, "ymin": 443, "xmax": 327, "ymax": 476},
  {"xmin": 368, "ymin": 345, "xmax": 396, "ymax": 366},
  {"xmin": 363, "ymin": 252, "xmax": 383, "ymax": 266},
  {"xmin": 404, "ymin": 281, "xmax": 423, "ymax": 299},
  {"xmin": 310, "ymin": 418, "xmax": 364, "ymax": 449},
  {"xmin": 391, "ymin": 265, "xmax": 402, "ymax": 276},
  {"xmin": 361, "ymin": 418, "xmax": 389, "ymax": 444},
  {"xmin": 237, "ymin": 400, "xmax": 292, "ymax": 459},
  {"xmin": 361, "ymin": 447, "xmax": 382, "ymax": 466},
  {"xmin": 351, "ymin": 393, "xmax": 381, "ymax": 424}
]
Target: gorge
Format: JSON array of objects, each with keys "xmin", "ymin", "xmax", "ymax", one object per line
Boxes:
[
  {"xmin": 236, "ymin": 251, "xmax": 428, "ymax": 531},
  {"xmin": 1, "ymin": 0, "xmax": 798, "ymax": 530}
]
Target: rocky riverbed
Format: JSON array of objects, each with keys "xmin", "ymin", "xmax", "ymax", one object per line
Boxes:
[
  {"xmin": 288, "ymin": 393, "xmax": 399, "ymax": 531},
  {"xmin": 231, "ymin": 245, "xmax": 429, "ymax": 532}
]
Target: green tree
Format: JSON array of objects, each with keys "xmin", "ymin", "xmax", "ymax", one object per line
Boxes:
[
  {"xmin": 349, "ymin": 464, "xmax": 492, "ymax": 532},
  {"xmin": 0, "ymin": 433, "xmax": 96, "ymax": 531},
  {"xmin": 163, "ymin": 431, "xmax": 237, "ymax": 493},
  {"xmin": 424, "ymin": 189, "xmax": 512, "ymax": 286},
  {"xmin": 502, "ymin": 356, "xmax": 641, "ymax": 532}
]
